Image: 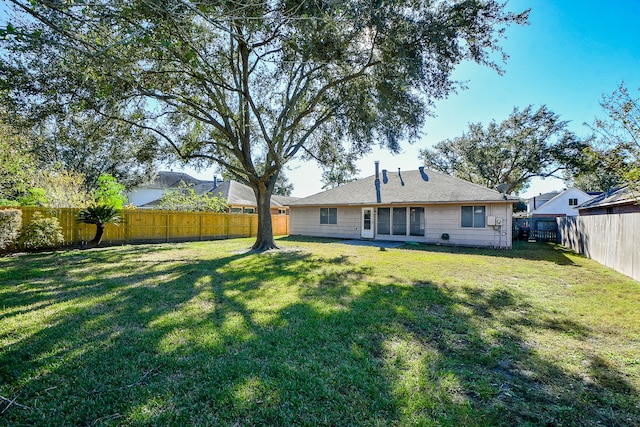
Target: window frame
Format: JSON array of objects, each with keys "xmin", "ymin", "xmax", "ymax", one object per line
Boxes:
[
  {"xmin": 320, "ymin": 207, "xmax": 338, "ymax": 225},
  {"xmin": 461, "ymin": 205, "xmax": 486, "ymax": 228}
]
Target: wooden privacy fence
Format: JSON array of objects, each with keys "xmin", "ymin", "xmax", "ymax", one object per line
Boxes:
[
  {"xmin": 557, "ymin": 213, "xmax": 640, "ymax": 282},
  {"xmin": 14, "ymin": 207, "xmax": 289, "ymax": 246}
]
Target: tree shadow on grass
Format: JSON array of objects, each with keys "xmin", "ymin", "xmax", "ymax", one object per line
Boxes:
[{"xmin": 1, "ymin": 243, "xmax": 638, "ymax": 426}]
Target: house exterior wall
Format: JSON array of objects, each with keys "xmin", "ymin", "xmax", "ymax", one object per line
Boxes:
[
  {"xmin": 526, "ymin": 193, "xmax": 557, "ymax": 214},
  {"xmin": 532, "ymin": 188, "xmax": 592, "ymax": 217},
  {"xmin": 289, "ymin": 206, "xmax": 362, "ymax": 239},
  {"xmin": 290, "ymin": 202, "xmax": 513, "ymax": 248}
]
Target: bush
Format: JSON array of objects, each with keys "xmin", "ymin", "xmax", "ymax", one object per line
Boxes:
[
  {"xmin": 0, "ymin": 209, "xmax": 22, "ymax": 251},
  {"xmin": 19, "ymin": 212, "xmax": 64, "ymax": 250}
]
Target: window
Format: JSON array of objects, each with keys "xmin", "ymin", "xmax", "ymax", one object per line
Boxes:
[
  {"xmin": 230, "ymin": 207, "xmax": 242, "ymax": 214},
  {"xmin": 568, "ymin": 198, "xmax": 578, "ymax": 206},
  {"xmin": 320, "ymin": 208, "xmax": 337, "ymax": 224},
  {"xmin": 392, "ymin": 207, "xmax": 407, "ymax": 235},
  {"xmin": 461, "ymin": 206, "xmax": 485, "ymax": 228},
  {"xmin": 377, "ymin": 208, "xmax": 390, "ymax": 234},
  {"xmin": 278, "ymin": 208, "xmax": 287, "ymax": 215},
  {"xmin": 244, "ymin": 207, "xmax": 255, "ymax": 214},
  {"xmin": 410, "ymin": 207, "xmax": 425, "ymax": 236}
]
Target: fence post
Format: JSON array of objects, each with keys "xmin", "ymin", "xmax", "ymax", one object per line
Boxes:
[{"xmin": 166, "ymin": 213, "xmax": 170, "ymax": 243}]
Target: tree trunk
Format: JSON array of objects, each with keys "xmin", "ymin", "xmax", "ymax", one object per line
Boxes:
[
  {"xmin": 89, "ymin": 223, "xmax": 106, "ymax": 248},
  {"xmin": 251, "ymin": 180, "xmax": 278, "ymax": 252}
]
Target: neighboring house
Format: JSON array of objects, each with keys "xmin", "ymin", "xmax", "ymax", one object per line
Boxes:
[
  {"xmin": 525, "ymin": 191, "xmax": 559, "ymax": 214},
  {"xmin": 128, "ymin": 171, "xmax": 214, "ymax": 207},
  {"xmin": 289, "ymin": 164, "xmax": 517, "ymax": 249},
  {"xmin": 210, "ymin": 180, "xmax": 296, "ymax": 215},
  {"xmin": 525, "ymin": 187, "xmax": 594, "ymax": 218},
  {"xmin": 128, "ymin": 171, "xmax": 296, "ymax": 214},
  {"xmin": 578, "ymin": 186, "xmax": 640, "ymax": 215}
]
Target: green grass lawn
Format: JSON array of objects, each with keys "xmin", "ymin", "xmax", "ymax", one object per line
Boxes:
[{"xmin": 1, "ymin": 237, "xmax": 639, "ymax": 426}]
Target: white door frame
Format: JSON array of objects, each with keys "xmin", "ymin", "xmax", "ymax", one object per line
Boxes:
[{"xmin": 361, "ymin": 207, "xmax": 374, "ymax": 239}]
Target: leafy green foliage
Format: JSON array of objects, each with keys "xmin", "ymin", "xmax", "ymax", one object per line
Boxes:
[
  {"xmin": 76, "ymin": 204, "xmax": 121, "ymax": 227},
  {"xmin": 0, "ymin": 111, "xmax": 37, "ymax": 201},
  {"xmin": 16, "ymin": 187, "xmax": 47, "ymax": 206},
  {"xmin": 0, "ymin": 0, "xmax": 529, "ymax": 249},
  {"xmin": 93, "ymin": 173, "xmax": 127, "ymax": 209},
  {"xmin": 158, "ymin": 182, "xmax": 227, "ymax": 212},
  {"xmin": 18, "ymin": 211, "xmax": 64, "ymax": 249},
  {"xmin": 571, "ymin": 83, "xmax": 640, "ymax": 192},
  {"xmin": 33, "ymin": 169, "xmax": 91, "ymax": 208},
  {"xmin": 30, "ymin": 108, "xmax": 159, "ymax": 190},
  {"xmin": 0, "ymin": 208, "xmax": 21, "ymax": 251},
  {"xmin": 77, "ymin": 204, "xmax": 121, "ymax": 247},
  {"xmin": 420, "ymin": 105, "xmax": 586, "ymax": 194}
]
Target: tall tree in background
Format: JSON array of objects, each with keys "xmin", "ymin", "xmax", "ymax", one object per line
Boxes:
[
  {"xmin": 0, "ymin": 110, "xmax": 37, "ymax": 202},
  {"xmin": 1, "ymin": 0, "xmax": 528, "ymax": 250},
  {"xmin": 31, "ymin": 108, "xmax": 159, "ymax": 190},
  {"xmin": 569, "ymin": 82, "xmax": 639, "ymax": 192},
  {"xmin": 420, "ymin": 105, "xmax": 585, "ymax": 194}
]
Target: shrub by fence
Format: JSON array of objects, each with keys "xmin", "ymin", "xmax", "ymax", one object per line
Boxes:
[
  {"xmin": 8, "ymin": 207, "xmax": 289, "ymax": 247},
  {"xmin": 557, "ymin": 213, "xmax": 640, "ymax": 281},
  {"xmin": 0, "ymin": 208, "xmax": 21, "ymax": 250}
]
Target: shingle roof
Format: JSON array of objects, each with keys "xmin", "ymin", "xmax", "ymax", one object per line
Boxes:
[
  {"xmin": 139, "ymin": 171, "xmax": 299, "ymax": 207},
  {"xmin": 209, "ymin": 180, "xmax": 299, "ymax": 207},
  {"xmin": 290, "ymin": 168, "xmax": 517, "ymax": 206},
  {"xmin": 146, "ymin": 171, "xmax": 213, "ymax": 190},
  {"xmin": 577, "ymin": 186, "xmax": 637, "ymax": 209}
]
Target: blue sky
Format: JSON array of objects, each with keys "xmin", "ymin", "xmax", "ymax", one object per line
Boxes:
[{"xmin": 249, "ymin": 0, "xmax": 640, "ymax": 198}]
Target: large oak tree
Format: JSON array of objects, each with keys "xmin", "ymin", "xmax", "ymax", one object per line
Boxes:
[
  {"xmin": 1, "ymin": 0, "xmax": 528, "ymax": 250},
  {"xmin": 420, "ymin": 105, "xmax": 586, "ymax": 194}
]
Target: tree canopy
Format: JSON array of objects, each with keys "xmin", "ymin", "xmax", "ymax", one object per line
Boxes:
[
  {"xmin": 568, "ymin": 82, "xmax": 639, "ymax": 192},
  {"xmin": 420, "ymin": 105, "xmax": 585, "ymax": 194},
  {"xmin": 1, "ymin": 0, "xmax": 529, "ymax": 250}
]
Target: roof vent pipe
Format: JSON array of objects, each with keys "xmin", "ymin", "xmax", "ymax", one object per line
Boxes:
[
  {"xmin": 374, "ymin": 161, "xmax": 381, "ymax": 203},
  {"xmin": 419, "ymin": 166, "xmax": 429, "ymax": 182},
  {"xmin": 398, "ymin": 168, "xmax": 405, "ymax": 186}
]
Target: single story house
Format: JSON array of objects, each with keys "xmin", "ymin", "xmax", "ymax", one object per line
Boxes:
[
  {"xmin": 289, "ymin": 164, "xmax": 518, "ymax": 249},
  {"xmin": 577, "ymin": 186, "xmax": 640, "ymax": 215},
  {"xmin": 128, "ymin": 171, "xmax": 296, "ymax": 214},
  {"xmin": 524, "ymin": 187, "xmax": 594, "ymax": 218}
]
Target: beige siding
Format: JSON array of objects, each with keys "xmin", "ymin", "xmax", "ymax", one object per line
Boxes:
[
  {"xmin": 290, "ymin": 206, "xmax": 362, "ymax": 239},
  {"xmin": 290, "ymin": 203, "xmax": 513, "ymax": 248}
]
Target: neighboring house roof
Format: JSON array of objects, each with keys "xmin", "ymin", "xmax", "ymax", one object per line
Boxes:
[
  {"xmin": 136, "ymin": 171, "xmax": 299, "ymax": 208},
  {"xmin": 290, "ymin": 168, "xmax": 517, "ymax": 206},
  {"xmin": 577, "ymin": 186, "xmax": 637, "ymax": 210},
  {"xmin": 272, "ymin": 195, "xmax": 299, "ymax": 206},
  {"xmin": 210, "ymin": 181, "xmax": 299, "ymax": 207},
  {"xmin": 209, "ymin": 180, "xmax": 257, "ymax": 206},
  {"xmin": 145, "ymin": 171, "xmax": 214, "ymax": 192}
]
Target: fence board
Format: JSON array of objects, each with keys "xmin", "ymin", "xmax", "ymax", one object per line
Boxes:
[
  {"xmin": 5, "ymin": 207, "xmax": 289, "ymax": 246},
  {"xmin": 558, "ymin": 213, "xmax": 640, "ymax": 282}
]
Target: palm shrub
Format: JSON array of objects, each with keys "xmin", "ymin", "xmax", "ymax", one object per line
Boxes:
[{"xmin": 77, "ymin": 204, "xmax": 121, "ymax": 247}]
